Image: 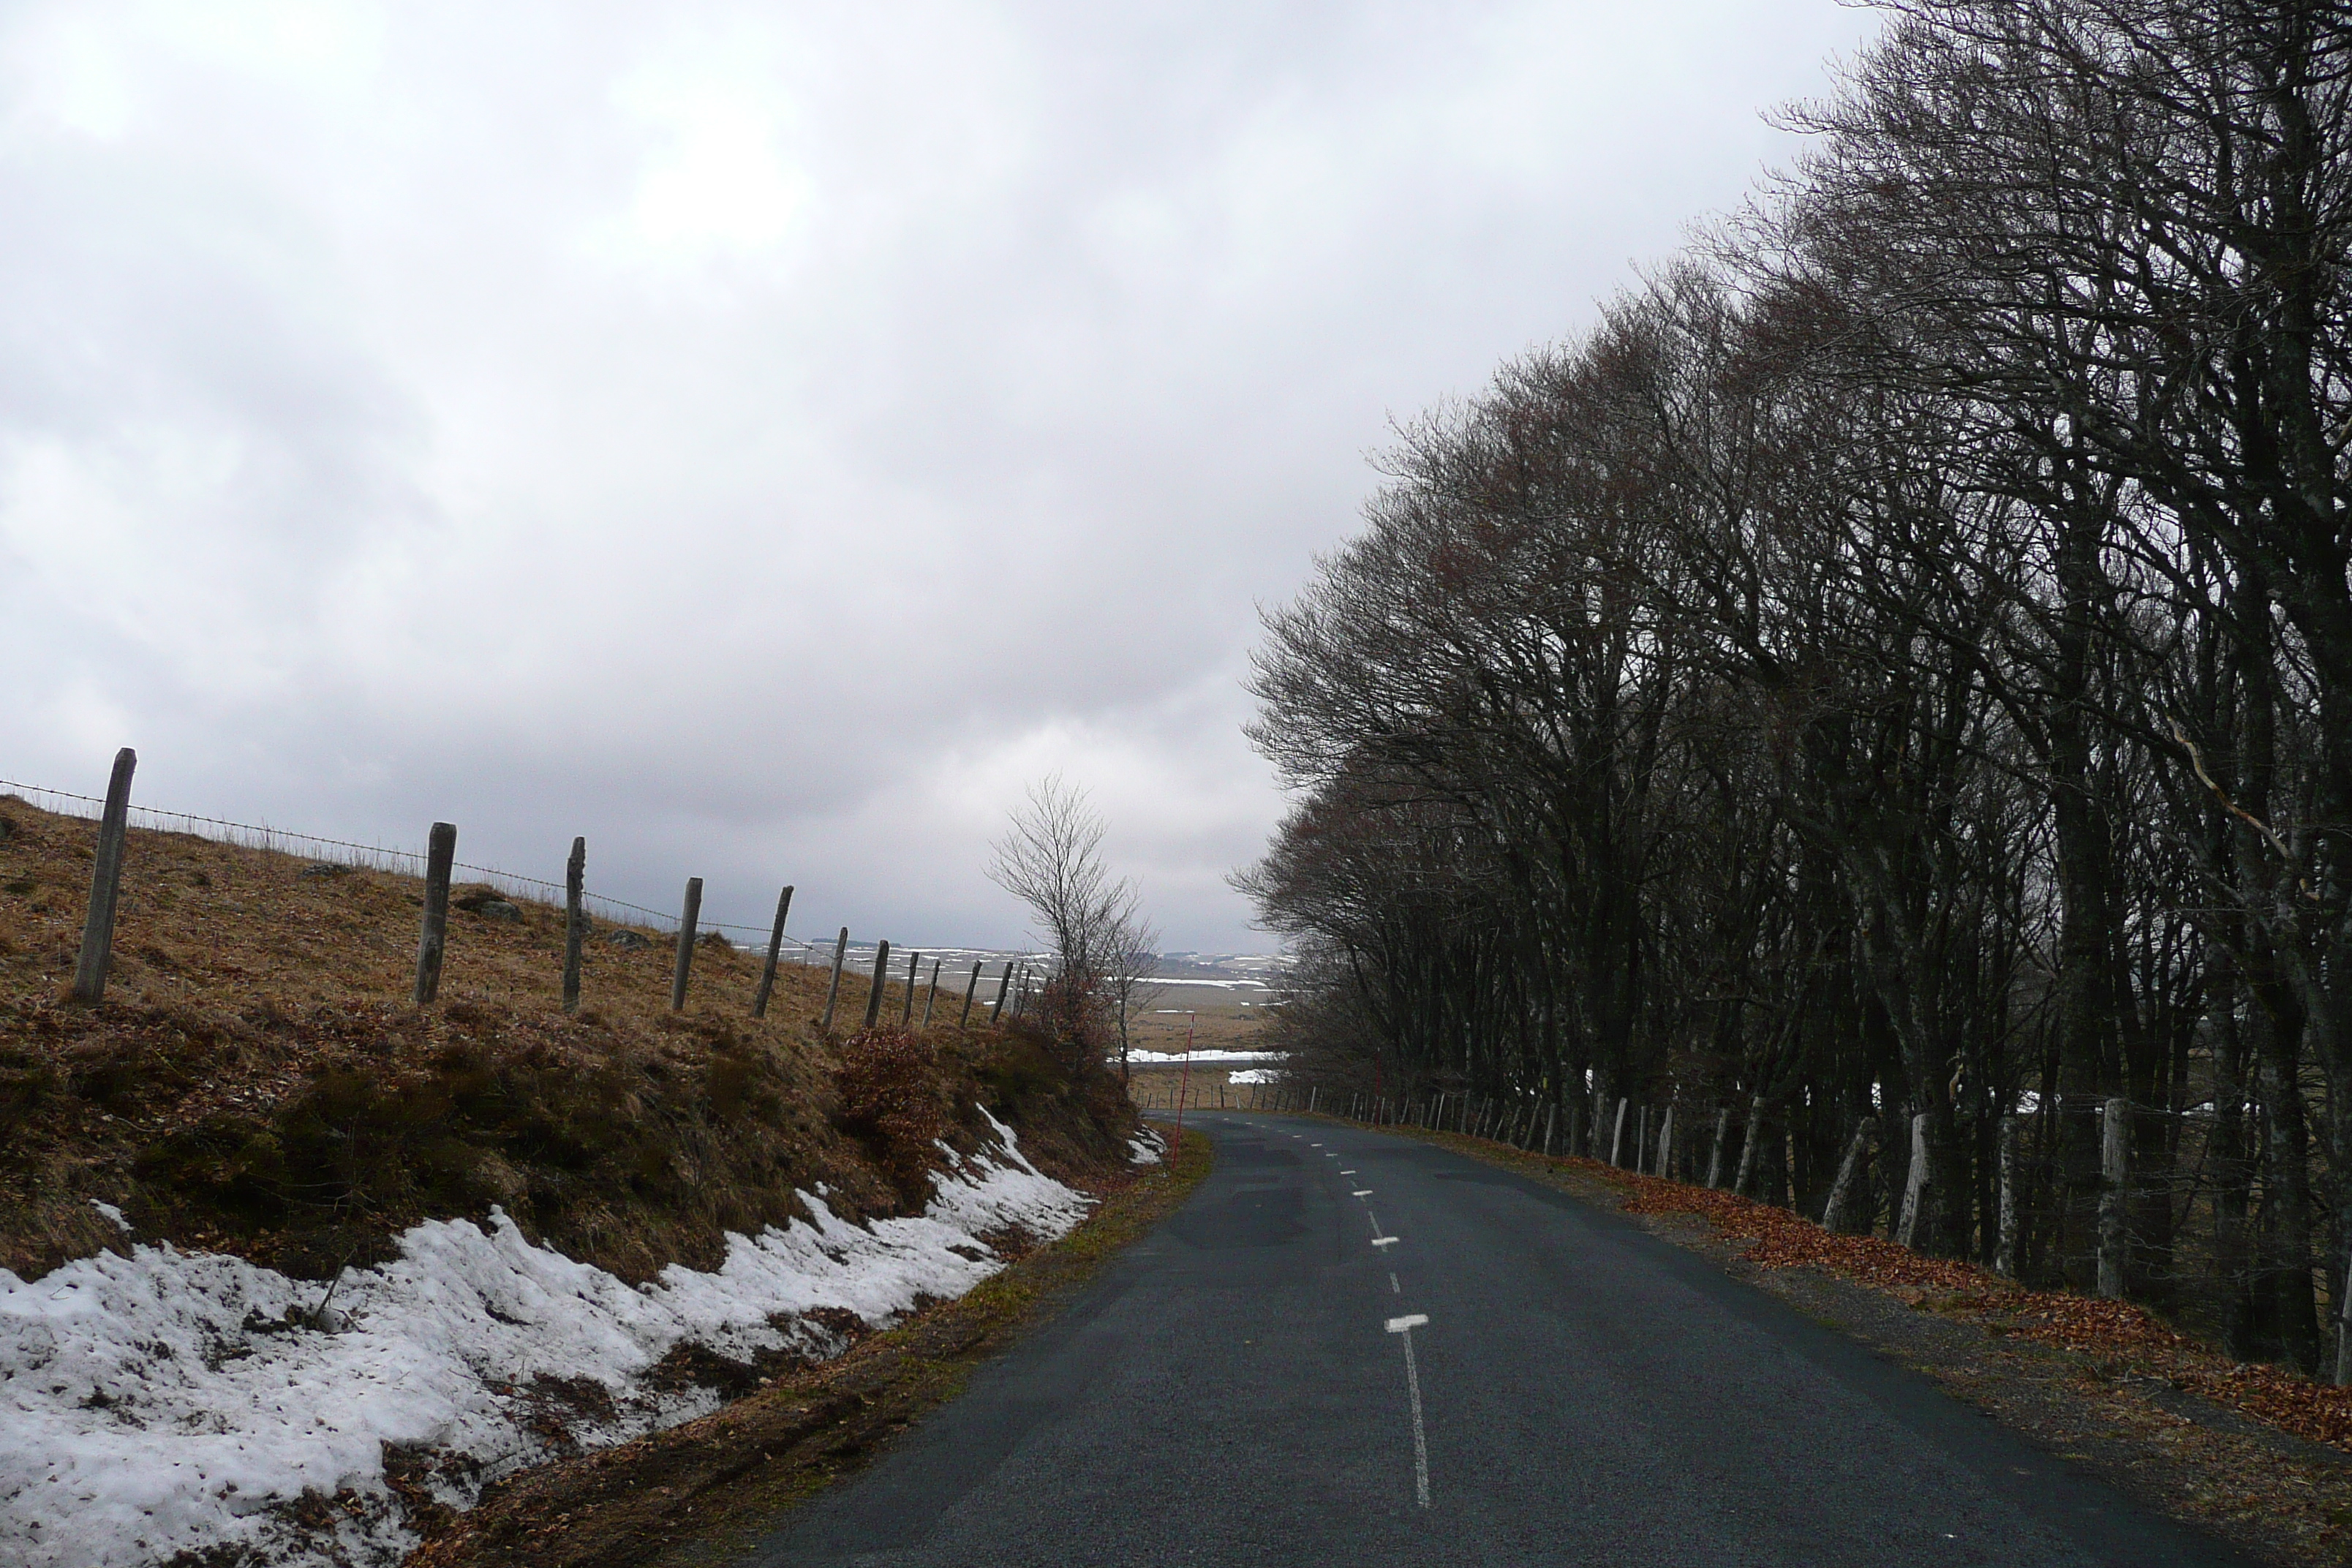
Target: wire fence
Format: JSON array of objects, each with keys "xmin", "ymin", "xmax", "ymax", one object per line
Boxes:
[{"xmin": 0, "ymin": 775, "xmax": 1034, "ymax": 978}]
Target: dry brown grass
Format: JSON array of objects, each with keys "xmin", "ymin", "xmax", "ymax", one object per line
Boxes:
[
  {"xmin": 0, "ymin": 796, "xmax": 1135, "ymax": 1284},
  {"xmin": 1123, "ymin": 988, "xmax": 1267, "ymax": 1056}
]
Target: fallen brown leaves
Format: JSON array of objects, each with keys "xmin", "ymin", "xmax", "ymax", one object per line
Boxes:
[{"xmin": 1591, "ymin": 1159, "xmax": 2352, "ymax": 1452}]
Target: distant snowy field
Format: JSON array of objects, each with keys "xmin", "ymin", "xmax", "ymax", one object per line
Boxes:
[
  {"xmin": 1124, "ymin": 1049, "xmax": 1284, "ymax": 1067},
  {"xmin": 1, "ymin": 1110, "xmax": 1101, "ymax": 1568}
]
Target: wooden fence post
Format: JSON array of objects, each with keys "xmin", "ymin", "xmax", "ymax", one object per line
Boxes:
[
  {"xmin": 1996, "ymin": 1114, "xmax": 2022, "ymax": 1276},
  {"xmin": 900, "ymin": 949, "xmax": 920, "ymax": 1026},
  {"xmin": 922, "ymin": 958, "xmax": 941, "ymax": 1026},
  {"xmin": 562, "ymin": 837, "xmax": 586, "ymax": 1014},
  {"xmin": 752, "ymin": 885, "xmax": 793, "ymax": 1019},
  {"xmin": 412, "ymin": 821, "xmax": 458, "ymax": 1006},
  {"xmin": 960, "ymin": 960, "xmax": 982, "ymax": 1025},
  {"xmin": 2099, "ymin": 1097, "xmax": 2130, "ymax": 1299},
  {"xmin": 990, "ymin": 960, "xmax": 1013, "ymax": 1023},
  {"xmin": 1821, "ymin": 1120, "xmax": 1874, "ymax": 1232},
  {"xmin": 1897, "ymin": 1112, "xmax": 1932, "ymax": 1250},
  {"xmin": 669, "ymin": 877, "xmax": 703, "ymax": 1011},
  {"xmin": 820, "ymin": 927, "xmax": 850, "ymax": 1034},
  {"xmin": 69, "ymin": 747, "xmax": 137, "ymax": 1004},
  {"xmin": 863, "ymin": 939, "xmax": 892, "ymax": 1030}
]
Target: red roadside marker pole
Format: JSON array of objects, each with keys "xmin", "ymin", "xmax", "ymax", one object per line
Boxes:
[{"xmin": 1172, "ymin": 1011, "xmax": 1197, "ymax": 1156}]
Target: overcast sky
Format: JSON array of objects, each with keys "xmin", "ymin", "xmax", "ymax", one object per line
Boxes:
[{"xmin": 0, "ymin": 1, "xmax": 1880, "ymax": 954}]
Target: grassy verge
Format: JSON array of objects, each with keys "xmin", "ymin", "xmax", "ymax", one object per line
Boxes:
[{"xmin": 404, "ymin": 1124, "xmax": 1214, "ymax": 1568}]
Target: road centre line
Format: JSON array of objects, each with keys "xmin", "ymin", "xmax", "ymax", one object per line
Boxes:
[
  {"xmin": 1372, "ymin": 1236, "xmax": 1399, "ymax": 1249},
  {"xmin": 1384, "ymin": 1315, "xmax": 1433, "ymax": 1507},
  {"xmin": 1352, "ymin": 1189, "xmax": 1374, "ymax": 1197}
]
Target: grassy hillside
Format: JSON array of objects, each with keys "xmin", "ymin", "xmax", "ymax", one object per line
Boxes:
[{"xmin": 0, "ymin": 796, "xmax": 1138, "ymax": 1286}]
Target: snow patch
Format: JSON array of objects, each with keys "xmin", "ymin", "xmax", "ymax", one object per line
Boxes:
[
  {"xmin": 1124, "ymin": 1049, "xmax": 1286, "ymax": 1067},
  {"xmin": 0, "ymin": 1109, "xmax": 1090, "ymax": 1568}
]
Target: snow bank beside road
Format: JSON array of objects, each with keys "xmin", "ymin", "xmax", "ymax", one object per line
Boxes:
[{"xmin": 0, "ymin": 1109, "xmax": 1090, "ymax": 1568}]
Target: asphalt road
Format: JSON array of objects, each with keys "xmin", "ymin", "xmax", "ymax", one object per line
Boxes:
[{"xmin": 741, "ymin": 1112, "xmax": 2254, "ymax": 1567}]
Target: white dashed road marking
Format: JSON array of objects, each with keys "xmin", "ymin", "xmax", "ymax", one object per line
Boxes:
[{"xmin": 1386, "ymin": 1314, "xmax": 1433, "ymax": 1507}]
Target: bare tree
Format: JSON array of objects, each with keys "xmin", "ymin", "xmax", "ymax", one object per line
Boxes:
[
  {"xmin": 1104, "ymin": 908, "xmax": 1164, "ymax": 1082},
  {"xmin": 988, "ymin": 777, "xmax": 1147, "ymax": 1067}
]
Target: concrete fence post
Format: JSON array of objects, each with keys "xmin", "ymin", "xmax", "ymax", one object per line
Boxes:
[
  {"xmin": 412, "ymin": 822, "xmax": 458, "ymax": 1007},
  {"xmin": 1608, "ymin": 1098, "xmax": 1629, "ymax": 1167},
  {"xmin": 1733, "ymin": 1093, "xmax": 1768, "ymax": 1196},
  {"xmin": 2336, "ymin": 1237, "xmax": 2352, "ymax": 1386},
  {"xmin": 669, "ymin": 877, "xmax": 703, "ymax": 1011},
  {"xmin": 752, "ymin": 885, "xmax": 793, "ymax": 1019},
  {"xmin": 1996, "ymin": 1114, "xmax": 2022, "ymax": 1277},
  {"xmin": 70, "ymin": 747, "xmax": 137, "ymax": 1005},
  {"xmin": 1705, "ymin": 1107, "xmax": 1730, "ymax": 1188},
  {"xmin": 2098, "ymin": 1097, "xmax": 2130, "ymax": 1299},
  {"xmin": 1897, "ymin": 1112, "xmax": 1932, "ymax": 1250},
  {"xmin": 1821, "ymin": 1120, "xmax": 1874, "ymax": 1233}
]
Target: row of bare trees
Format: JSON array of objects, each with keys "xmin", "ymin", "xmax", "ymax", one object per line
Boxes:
[{"xmin": 1241, "ymin": 0, "xmax": 2352, "ymax": 1379}]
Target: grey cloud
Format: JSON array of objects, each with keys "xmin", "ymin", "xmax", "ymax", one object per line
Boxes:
[{"xmin": 0, "ymin": 0, "xmax": 1880, "ymax": 951}]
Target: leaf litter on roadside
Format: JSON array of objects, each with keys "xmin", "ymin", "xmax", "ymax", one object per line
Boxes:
[{"xmin": 1582, "ymin": 1159, "xmax": 2352, "ymax": 1451}]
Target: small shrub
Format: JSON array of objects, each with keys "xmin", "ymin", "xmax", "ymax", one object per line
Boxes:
[{"xmin": 835, "ymin": 1028, "xmax": 946, "ymax": 1207}]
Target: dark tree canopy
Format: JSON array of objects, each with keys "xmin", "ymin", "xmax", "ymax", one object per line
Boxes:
[{"xmin": 1241, "ymin": 0, "xmax": 2352, "ymax": 1381}]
